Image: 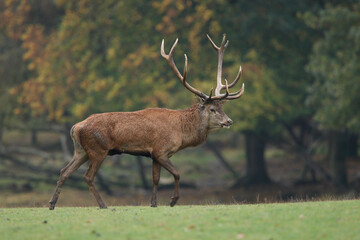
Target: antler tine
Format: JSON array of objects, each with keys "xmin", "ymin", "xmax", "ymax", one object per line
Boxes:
[
  {"xmin": 208, "ymin": 88, "xmax": 213, "ymax": 99},
  {"xmin": 161, "ymin": 38, "xmax": 178, "ymax": 59},
  {"xmin": 228, "ymin": 66, "xmax": 242, "ymax": 89},
  {"xmin": 161, "ymin": 38, "xmax": 208, "ymax": 100},
  {"xmin": 207, "ymin": 34, "xmax": 244, "ymax": 101},
  {"xmin": 207, "ymin": 34, "xmax": 229, "ymax": 51},
  {"xmin": 182, "ymin": 54, "xmax": 188, "ymax": 84},
  {"xmin": 221, "ymin": 34, "xmax": 229, "ymax": 48},
  {"xmin": 225, "ymin": 83, "xmax": 245, "ymax": 100},
  {"xmin": 222, "ymin": 79, "xmax": 230, "ymax": 99},
  {"xmin": 161, "ymin": 38, "xmax": 182, "ymax": 80},
  {"xmin": 210, "ymin": 79, "xmax": 230, "ymax": 100},
  {"xmin": 207, "ymin": 34, "xmax": 228, "ymax": 96},
  {"xmin": 207, "ymin": 34, "xmax": 219, "ymax": 50}
]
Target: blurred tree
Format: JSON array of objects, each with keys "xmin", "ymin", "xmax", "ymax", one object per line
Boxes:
[
  {"xmin": 0, "ymin": 0, "xmax": 34, "ymax": 147},
  {"xmin": 305, "ymin": 2, "xmax": 360, "ymax": 185},
  {"xmin": 11, "ymin": 0, "xmax": 184, "ymax": 124},
  {"xmin": 226, "ymin": 0, "xmax": 357, "ymax": 184},
  {"xmin": 0, "ymin": 0, "xmax": 301, "ymax": 183},
  {"xmin": 221, "ymin": 0, "xmax": 324, "ymax": 184},
  {"xmin": 228, "ymin": 62, "xmax": 283, "ymax": 184},
  {"xmin": 0, "ymin": 0, "xmax": 64, "ymax": 139},
  {"xmin": 0, "ymin": 31, "xmax": 27, "ymax": 148},
  {"xmin": 3, "ymin": 0, "xmax": 358, "ymax": 188}
]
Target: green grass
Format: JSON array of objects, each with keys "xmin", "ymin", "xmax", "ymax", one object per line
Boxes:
[{"xmin": 1, "ymin": 200, "xmax": 359, "ymax": 240}]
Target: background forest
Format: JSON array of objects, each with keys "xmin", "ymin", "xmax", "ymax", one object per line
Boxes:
[{"xmin": 0, "ymin": 0, "xmax": 359, "ymax": 207}]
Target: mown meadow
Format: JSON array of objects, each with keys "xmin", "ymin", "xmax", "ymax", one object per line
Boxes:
[{"xmin": 1, "ymin": 200, "xmax": 359, "ymax": 240}]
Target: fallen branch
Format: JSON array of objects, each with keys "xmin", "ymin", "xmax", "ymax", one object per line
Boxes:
[
  {"xmin": 282, "ymin": 121, "xmax": 332, "ymax": 182},
  {"xmin": 205, "ymin": 141, "xmax": 240, "ymax": 181},
  {"xmin": 4, "ymin": 146, "xmax": 52, "ymax": 159},
  {"xmin": 0, "ymin": 153, "xmax": 131, "ymax": 190},
  {"xmin": 7, "ymin": 124, "xmax": 66, "ymax": 133}
]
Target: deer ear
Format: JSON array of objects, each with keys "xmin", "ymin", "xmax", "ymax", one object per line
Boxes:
[
  {"xmin": 195, "ymin": 97, "xmax": 207, "ymax": 110},
  {"xmin": 195, "ymin": 96, "xmax": 205, "ymax": 104},
  {"xmin": 220, "ymin": 100, "xmax": 228, "ymax": 105}
]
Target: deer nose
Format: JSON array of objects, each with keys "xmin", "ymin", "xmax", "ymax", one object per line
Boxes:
[{"xmin": 227, "ymin": 119, "xmax": 233, "ymax": 126}]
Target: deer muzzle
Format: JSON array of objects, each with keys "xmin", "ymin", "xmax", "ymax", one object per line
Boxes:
[{"xmin": 220, "ymin": 119, "xmax": 233, "ymax": 128}]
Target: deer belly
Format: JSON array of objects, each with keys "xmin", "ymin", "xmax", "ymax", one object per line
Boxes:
[{"xmin": 108, "ymin": 144, "xmax": 153, "ymax": 158}]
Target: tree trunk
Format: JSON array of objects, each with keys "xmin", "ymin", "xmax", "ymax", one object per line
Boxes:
[
  {"xmin": 0, "ymin": 113, "xmax": 4, "ymax": 152},
  {"xmin": 58, "ymin": 123, "xmax": 74, "ymax": 161},
  {"xmin": 347, "ymin": 133, "xmax": 358, "ymax": 158},
  {"xmin": 206, "ymin": 141, "xmax": 240, "ymax": 181},
  {"xmin": 329, "ymin": 130, "xmax": 348, "ymax": 186},
  {"xmin": 244, "ymin": 131, "xmax": 270, "ymax": 184},
  {"xmin": 31, "ymin": 129, "xmax": 38, "ymax": 146},
  {"xmin": 64, "ymin": 123, "xmax": 74, "ymax": 153},
  {"xmin": 97, "ymin": 172, "xmax": 113, "ymax": 195},
  {"xmin": 137, "ymin": 156, "xmax": 150, "ymax": 189}
]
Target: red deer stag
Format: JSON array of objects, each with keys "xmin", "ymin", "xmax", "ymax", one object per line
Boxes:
[{"xmin": 49, "ymin": 34, "xmax": 244, "ymax": 210}]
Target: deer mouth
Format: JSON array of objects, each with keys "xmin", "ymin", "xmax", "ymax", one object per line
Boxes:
[{"xmin": 220, "ymin": 123, "xmax": 231, "ymax": 129}]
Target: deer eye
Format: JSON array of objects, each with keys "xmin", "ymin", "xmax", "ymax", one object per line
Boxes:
[{"xmin": 210, "ymin": 108, "xmax": 216, "ymax": 113}]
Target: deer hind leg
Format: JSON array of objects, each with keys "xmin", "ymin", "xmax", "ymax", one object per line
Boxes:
[
  {"xmin": 150, "ymin": 160, "xmax": 161, "ymax": 207},
  {"xmin": 84, "ymin": 151, "xmax": 108, "ymax": 209},
  {"xmin": 156, "ymin": 156, "xmax": 180, "ymax": 207},
  {"xmin": 49, "ymin": 149, "xmax": 88, "ymax": 210}
]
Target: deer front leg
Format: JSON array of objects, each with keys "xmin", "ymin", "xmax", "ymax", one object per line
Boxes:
[
  {"xmin": 156, "ymin": 155, "xmax": 180, "ymax": 207},
  {"xmin": 150, "ymin": 160, "xmax": 161, "ymax": 207}
]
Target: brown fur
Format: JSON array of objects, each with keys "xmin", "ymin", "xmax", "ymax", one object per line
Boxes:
[
  {"xmin": 49, "ymin": 100, "xmax": 233, "ymax": 210},
  {"xmin": 72, "ymin": 105, "xmax": 201, "ymax": 158}
]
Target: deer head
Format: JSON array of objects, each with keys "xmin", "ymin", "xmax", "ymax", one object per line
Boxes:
[{"xmin": 161, "ymin": 34, "xmax": 244, "ymax": 130}]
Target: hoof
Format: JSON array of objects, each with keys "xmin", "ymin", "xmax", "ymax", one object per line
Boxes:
[
  {"xmin": 150, "ymin": 202, "xmax": 158, "ymax": 208},
  {"xmin": 49, "ymin": 205, "xmax": 55, "ymax": 210},
  {"xmin": 170, "ymin": 196, "xmax": 179, "ymax": 207}
]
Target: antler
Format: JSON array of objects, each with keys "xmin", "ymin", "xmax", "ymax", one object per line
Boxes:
[
  {"xmin": 206, "ymin": 34, "xmax": 244, "ymax": 100},
  {"xmin": 161, "ymin": 35, "xmax": 244, "ymax": 102},
  {"xmin": 161, "ymin": 39, "xmax": 209, "ymax": 100}
]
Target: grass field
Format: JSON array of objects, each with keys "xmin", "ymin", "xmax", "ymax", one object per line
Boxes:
[{"xmin": 1, "ymin": 200, "xmax": 359, "ymax": 240}]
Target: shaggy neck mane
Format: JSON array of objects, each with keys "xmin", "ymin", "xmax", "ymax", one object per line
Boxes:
[{"xmin": 179, "ymin": 104, "xmax": 209, "ymax": 148}]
